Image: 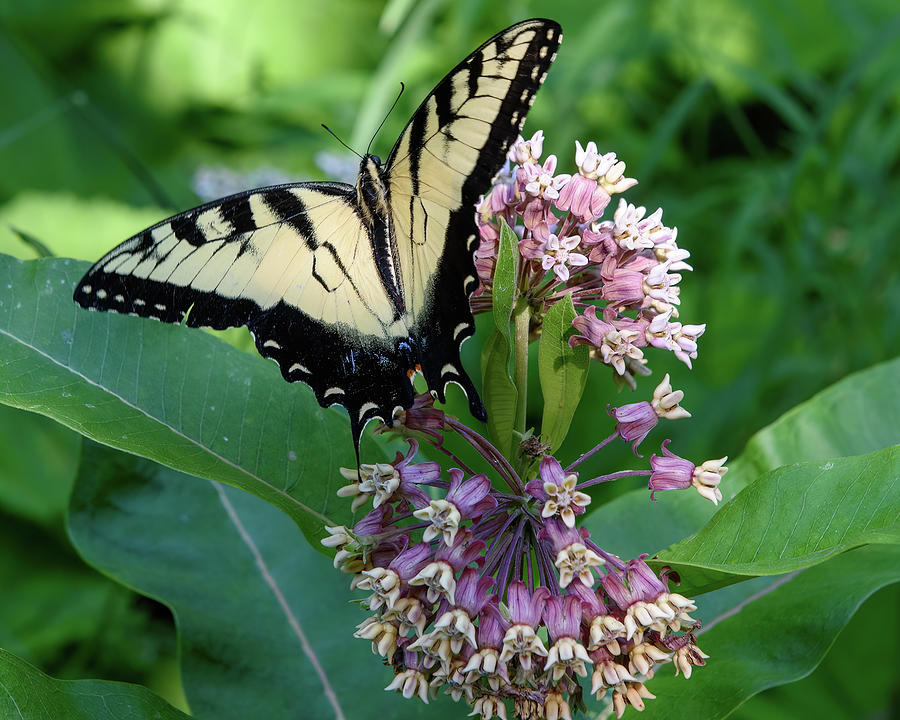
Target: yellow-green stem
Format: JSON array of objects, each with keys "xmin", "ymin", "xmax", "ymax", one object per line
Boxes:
[{"xmin": 513, "ymin": 301, "xmax": 530, "ymax": 436}]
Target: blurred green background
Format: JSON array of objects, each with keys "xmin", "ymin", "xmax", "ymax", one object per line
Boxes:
[{"xmin": 2, "ymin": 0, "xmax": 899, "ymax": 715}]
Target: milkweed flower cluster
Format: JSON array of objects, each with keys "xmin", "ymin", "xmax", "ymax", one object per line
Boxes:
[
  {"xmin": 325, "ymin": 390, "xmax": 723, "ymax": 718},
  {"xmin": 474, "ymin": 131, "xmax": 705, "ymax": 387},
  {"xmin": 323, "ymin": 134, "xmax": 724, "ymax": 718}
]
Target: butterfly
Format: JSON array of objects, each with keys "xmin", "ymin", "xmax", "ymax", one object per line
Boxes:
[{"xmin": 74, "ymin": 18, "xmax": 562, "ymax": 455}]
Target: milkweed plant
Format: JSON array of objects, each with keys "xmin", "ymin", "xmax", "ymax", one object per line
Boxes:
[{"xmin": 323, "ymin": 132, "xmax": 725, "ymax": 719}]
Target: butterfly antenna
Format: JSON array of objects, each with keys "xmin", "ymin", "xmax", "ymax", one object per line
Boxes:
[
  {"xmin": 321, "ymin": 124, "xmax": 363, "ymax": 160},
  {"xmin": 366, "ymin": 82, "xmax": 405, "ymax": 156}
]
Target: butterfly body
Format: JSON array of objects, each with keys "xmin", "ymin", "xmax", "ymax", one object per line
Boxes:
[{"xmin": 74, "ymin": 19, "xmax": 562, "ymax": 449}]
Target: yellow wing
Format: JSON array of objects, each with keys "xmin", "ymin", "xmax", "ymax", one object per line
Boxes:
[
  {"xmin": 75, "ymin": 184, "xmax": 418, "ymax": 435},
  {"xmin": 384, "ymin": 19, "xmax": 561, "ymax": 409}
]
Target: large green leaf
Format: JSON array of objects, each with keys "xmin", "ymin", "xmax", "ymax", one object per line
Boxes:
[
  {"xmin": 0, "ymin": 649, "xmax": 191, "ymax": 720},
  {"xmin": 0, "ymin": 255, "xmax": 379, "ymax": 542},
  {"xmin": 588, "ymin": 357, "xmax": 900, "ymax": 561},
  {"xmin": 653, "ymin": 444, "xmax": 900, "ymax": 594},
  {"xmin": 731, "ymin": 583, "xmax": 900, "ymax": 720},
  {"xmin": 68, "ymin": 441, "xmax": 460, "ymax": 720},
  {"xmin": 640, "ymin": 545, "xmax": 900, "ymax": 719},
  {"xmin": 538, "ymin": 294, "xmax": 589, "ymax": 452}
]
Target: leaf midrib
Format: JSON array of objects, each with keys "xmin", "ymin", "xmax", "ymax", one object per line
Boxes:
[{"xmin": 0, "ymin": 325, "xmax": 332, "ymax": 525}]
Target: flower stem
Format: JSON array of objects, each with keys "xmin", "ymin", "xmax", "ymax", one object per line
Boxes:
[
  {"xmin": 513, "ymin": 300, "xmax": 530, "ymax": 436},
  {"xmin": 577, "ymin": 469, "xmax": 651, "ymax": 490},
  {"xmin": 566, "ymin": 431, "xmax": 619, "ymax": 472}
]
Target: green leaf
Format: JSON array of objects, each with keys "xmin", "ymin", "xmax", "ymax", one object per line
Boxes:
[
  {"xmin": 640, "ymin": 545, "xmax": 900, "ymax": 720},
  {"xmin": 68, "ymin": 441, "xmax": 460, "ymax": 720},
  {"xmin": 725, "ymin": 355, "xmax": 900, "ymax": 492},
  {"xmin": 0, "ymin": 403, "xmax": 80, "ymax": 525},
  {"xmin": 731, "ymin": 583, "xmax": 900, "ymax": 720},
  {"xmin": 481, "ymin": 219, "xmax": 520, "ymax": 455},
  {"xmin": 0, "ymin": 649, "xmax": 191, "ymax": 720},
  {"xmin": 652, "ymin": 445, "xmax": 900, "ymax": 594},
  {"xmin": 587, "ymin": 357, "xmax": 900, "ymax": 562},
  {"xmin": 481, "ymin": 329, "xmax": 517, "ymax": 458},
  {"xmin": 0, "ymin": 513, "xmax": 123, "ymax": 667},
  {"xmin": 538, "ymin": 294, "xmax": 589, "ymax": 452},
  {"xmin": 491, "ymin": 218, "xmax": 519, "ymax": 348},
  {"xmin": 0, "ymin": 255, "xmax": 375, "ymax": 543}
]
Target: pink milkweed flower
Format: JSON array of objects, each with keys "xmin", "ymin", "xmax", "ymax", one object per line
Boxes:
[
  {"xmin": 522, "ymin": 155, "xmax": 570, "ymax": 201},
  {"xmin": 601, "ymin": 268, "xmax": 646, "ymax": 309},
  {"xmin": 672, "ymin": 322, "xmax": 706, "ymax": 369},
  {"xmin": 653, "ymin": 225, "xmax": 693, "ymax": 271},
  {"xmin": 540, "ymin": 518, "xmax": 604, "ymax": 589},
  {"xmin": 510, "ymin": 130, "xmax": 545, "ymax": 164},
  {"xmin": 411, "ymin": 569, "xmax": 494, "ymax": 664},
  {"xmin": 556, "ymin": 142, "xmax": 637, "ymax": 221},
  {"xmin": 410, "ymin": 528, "xmax": 485, "ymax": 604},
  {"xmin": 463, "ymin": 602, "xmax": 511, "ymax": 690},
  {"xmin": 539, "ymin": 233, "xmax": 588, "ymax": 283},
  {"xmin": 609, "ymin": 373, "xmax": 691, "ymax": 454},
  {"xmin": 543, "ymin": 595, "xmax": 592, "ymax": 683},
  {"xmin": 338, "ymin": 439, "xmax": 437, "ymax": 511},
  {"xmin": 644, "ymin": 262, "xmax": 682, "ymax": 309},
  {"xmin": 650, "ymin": 440, "xmax": 728, "ymax": 505},
  {"xmin": 624, "ymin": 557, "xmax": 698, "ymax": 635},
  {"xmin": 609, "ymin": 401, "xmax": 658, "ymax": 455},
  {"xmin": 413, "ymin": 468, "xmax": 496, "ymax": 546},
  {"xmin": 595, "ymin": 149, "xmax": 638, "ymax": 196},
  {"xmin": 601, "ymin": 567, "xmax": 669, "ymax": 644},
  {"xmin": 569, "ymin": 580, "xmax": 629, "ymax": 656},
  {"xmin": 500, "ymin": 581, "xmax": 550, "ymax": 674},
  {"xmin": 525, "ymin": 456, "xmax": 591, "ymax": 528},
  {"xmin": 555, "ymin": 173, "xmax": 611, "ymax": 222},
  {"xmin": 648, "ymin": 441, "xmax": 694, "ymax": 496},
  {"xmin": 599, "ymin": 199, "xmax": 662, "ymax": 252},
  {"xmin": 357, "ymin": 541, "xmax": 433, "ymax": 612},
  {"xmin": 570, "ymin": 307, "xmax": 645, "ymax": 375}
]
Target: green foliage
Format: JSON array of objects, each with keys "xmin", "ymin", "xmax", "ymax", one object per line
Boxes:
[
  {"xmin": 1, "ymin": 0, "xmax": 899, "ymax": 716},
  {"xmin": 0, "ymin": 255, "xmax": 376, "ymax": 543},
  {"xmin": 657, "ymin": 445, "xmax": 900, "ymax": 594},
  {"xmin": 641, "ymin": 545, "xmax": 900, "ymax": 720},
  {"xmin": 481, "ymin": 220, "xmax": 520, "ymax": 456},
  {"xmin": 732, "ymin": 583, "xmax": 900, "ymax": 720},
  {"xmin": 0, "ymin": 649, "xmax": 191, "ymax": 720},
  {"xmin": 68, "ymin": 440, "xmax": 457, "ymax": 719},
  {"xmin": 538, "ymin": 294, "xmax": 589, "ymax": 453}
]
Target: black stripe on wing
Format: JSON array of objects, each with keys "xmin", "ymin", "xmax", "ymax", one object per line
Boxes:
[
  {"xmin": 73, "ymin": 181, "xmax": 416, "ymax": 449},
  {"xmin": 387, "ymin": 19, "xmax": 561, "ymax": 420}
]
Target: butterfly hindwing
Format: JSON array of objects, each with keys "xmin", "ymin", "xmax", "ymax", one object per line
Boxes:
[
  {"xmin": 74, "ymin": 184, "xmax": 418, "ymax": 432},
  {"xmin": 385, "ymin": 19, "xmax": 561, "ymax": 414}
]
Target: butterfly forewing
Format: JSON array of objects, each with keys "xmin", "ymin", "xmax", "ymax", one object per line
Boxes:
[
  {"xmin": 385, "ymin": 19, "xmax": 561, "ymax": 410},
  {"xmin": 75, "ymin": 184, "xmax": 418, "ymax": 431}
]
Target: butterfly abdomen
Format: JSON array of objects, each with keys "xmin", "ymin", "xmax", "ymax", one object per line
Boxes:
[{"xmin": 356, "ymin": 154, "xmax": 406, "ymax": 313}]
